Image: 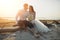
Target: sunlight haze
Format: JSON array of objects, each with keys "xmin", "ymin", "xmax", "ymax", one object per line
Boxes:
[{"xmin": 0, "ymin": 0, "xmax": 60, "ymax": 20}]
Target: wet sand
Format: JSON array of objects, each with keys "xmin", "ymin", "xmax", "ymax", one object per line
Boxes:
[{"xmin": 0, "ymin": 24, "xmax": 60, "ymax": 40}]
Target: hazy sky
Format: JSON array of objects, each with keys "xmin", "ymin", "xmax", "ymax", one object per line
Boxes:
[{"xmin": 0, "ymin": 0, "xmax": 60, "ymax": 20}]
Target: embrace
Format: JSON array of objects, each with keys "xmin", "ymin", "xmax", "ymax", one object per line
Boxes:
[{"xmin": 16, "ymin": 3, "xmax": 51, "ymax": 38}]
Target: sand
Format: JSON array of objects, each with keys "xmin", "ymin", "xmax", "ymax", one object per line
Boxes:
[{"xmin": 0, "ymin": 24, "xmax": 60, "ymax": 40}]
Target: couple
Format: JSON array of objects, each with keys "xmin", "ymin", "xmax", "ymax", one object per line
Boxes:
[
  {"xmin": 16, "ymin": 3, "xmax": 50, "ymax": 37},
  {"xmin": 16, "ymin": 3, "xmax": 39, "ymax": 37}
]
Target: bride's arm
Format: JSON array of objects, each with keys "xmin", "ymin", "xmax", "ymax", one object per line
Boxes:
[{"xmin": 33, "ymin": 12, "xmax": 36, "ymax": 20}]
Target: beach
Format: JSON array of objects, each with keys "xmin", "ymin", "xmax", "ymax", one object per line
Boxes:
[{"xmin": 0, "ymin": 23, "xmax": 60, "ymax": 40}]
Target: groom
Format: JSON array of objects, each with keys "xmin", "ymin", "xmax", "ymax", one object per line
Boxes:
[{"xmin": 16, "ymin": 3, "xmax": 34, "ymax": 30}]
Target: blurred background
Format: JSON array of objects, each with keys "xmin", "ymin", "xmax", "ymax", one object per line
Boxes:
[{"xmin": 0, "ymin": 0, "xmax": 60, "ymax": 20}]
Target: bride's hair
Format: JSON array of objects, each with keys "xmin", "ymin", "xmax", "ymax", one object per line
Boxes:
[{"xmin": 29, "ymin": 6, "xmax": 35, "ymax": 13}]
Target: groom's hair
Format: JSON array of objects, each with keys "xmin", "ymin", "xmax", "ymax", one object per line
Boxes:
[
  {"xmin": 23, "ymin": 3, "xmax": 28, "ymax": 9},
  {"xmin": 24, "ymin": 3, "xmax": 28, "ymax": 7}
]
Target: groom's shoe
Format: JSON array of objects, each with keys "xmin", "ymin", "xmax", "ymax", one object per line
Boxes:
[{"xmin": 34, "ymin": 33, "xmax": 40, "ymax": 38}]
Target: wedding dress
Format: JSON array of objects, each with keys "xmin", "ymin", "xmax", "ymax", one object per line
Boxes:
[
  {"xmin": 31, "ymin": 19, "xmax": 51, "ymax": 32},
  {"xmin": 28, "ymin": 12, "xmax": 51, "ymax": 33}
]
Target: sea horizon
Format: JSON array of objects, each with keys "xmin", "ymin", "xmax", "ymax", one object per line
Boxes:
[{"xmin": 0, "ymin": 17, "xmax": 60, "ymax": 20}]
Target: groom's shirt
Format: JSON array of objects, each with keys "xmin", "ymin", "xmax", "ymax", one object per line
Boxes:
[{"xmin": 16, "ymin": 9, "xmax": 29, "ymax": 21}]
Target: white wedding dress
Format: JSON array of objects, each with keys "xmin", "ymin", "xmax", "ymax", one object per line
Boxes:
[
  {"xmin": 28, "ymin": 12, "xmax": 51, "ymax": 33},
  {"xmin": 31, "ymin": 19, "xmax": 51, "ymax": 33}
]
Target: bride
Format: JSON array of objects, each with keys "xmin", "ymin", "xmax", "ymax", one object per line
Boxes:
[{"xmin": 28, "ymin": 5, "xmax": 51, "ymax": 33}]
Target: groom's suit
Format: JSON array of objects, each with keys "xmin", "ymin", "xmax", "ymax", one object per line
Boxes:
[{"xmin": 16, "ymin": 9, "xmax": 34, "ymax": 29}]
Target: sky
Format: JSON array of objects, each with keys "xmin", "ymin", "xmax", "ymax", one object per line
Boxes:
[{"xmin": 0, "ymin": 0, "xmax": 60, "ymax": 20}]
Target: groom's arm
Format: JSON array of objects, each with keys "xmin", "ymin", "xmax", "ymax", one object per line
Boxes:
[
  {"xmin": 25, "ymin": 12, "xmax": 29, "ymax": 21},
  {"xmin": 16, "ymin": 14, "xmax": 18, "ymax": 21},
  {"xmin": 16, "ymin": 10, "xmax": 21, "ymax": 21}
]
